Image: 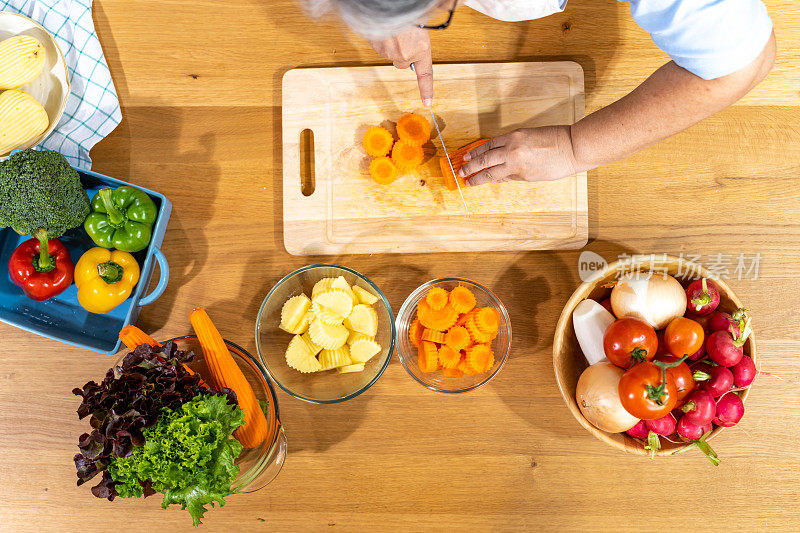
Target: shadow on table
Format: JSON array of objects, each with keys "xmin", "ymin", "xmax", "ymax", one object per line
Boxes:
[{"xmin": 490, "ymin": 240, "xmax": 635, "ymax": 441}]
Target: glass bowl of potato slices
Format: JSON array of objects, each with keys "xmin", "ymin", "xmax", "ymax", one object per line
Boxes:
[{"xmin": 255, "ymin": 264, "xmax": 395, "ymax": 403}]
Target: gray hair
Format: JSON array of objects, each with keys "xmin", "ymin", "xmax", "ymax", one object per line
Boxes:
[{"xmin": 304, "ymin": 0, "xmax": 440, "ymax": 39}]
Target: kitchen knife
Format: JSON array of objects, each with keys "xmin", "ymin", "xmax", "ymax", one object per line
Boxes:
[{"xmin": 410, "ymin": 64, "xmax": 470, "ymax": 215}]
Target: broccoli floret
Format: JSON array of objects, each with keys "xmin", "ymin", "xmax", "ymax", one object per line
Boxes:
[{"xmin": 0, "ymin": 149, "xmax": 90, "ymax": 239}]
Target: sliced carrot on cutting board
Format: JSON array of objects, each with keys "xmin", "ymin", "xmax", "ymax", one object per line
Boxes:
[
  {"xmin": 396, "ymin": 113, "xmax": 431, "ymax": 146},
  {"xmin": 391, "ymin": 139, "xmax": 424, "ymax": 171},
  {"xmin": 363, "ymin": 126, "xmax": 394, "ymax": 157},
  {"xmin": 369, "ymin": 156, "xmax": 399, "ymax": 184}
]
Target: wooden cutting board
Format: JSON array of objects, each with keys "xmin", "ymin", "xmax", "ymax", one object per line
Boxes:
[{"xmin": 282, "ymin": 62, "xmax": 587, "ymax": 255}]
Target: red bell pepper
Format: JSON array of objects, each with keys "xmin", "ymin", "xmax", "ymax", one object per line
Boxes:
[{"xmin": 9, "ymin": 229, "xmax": 74, "ymax": 301}]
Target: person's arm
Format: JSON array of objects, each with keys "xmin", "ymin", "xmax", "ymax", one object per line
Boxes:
[{"xmin": 460, "ymin": 32, "xmax": 776, "ymax": 185}]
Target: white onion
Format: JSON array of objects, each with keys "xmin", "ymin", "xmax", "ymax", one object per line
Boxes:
[
  {"xmin": 575, "ymin": 362, "xmax": 639, "ymax": 433},
  {"xmin": 573, "ymin": 299, "xmax": 615, "ymax": 365},
  {"xmin": 610, "ymin": 272, "xmax": 686, "ymax": 329}
]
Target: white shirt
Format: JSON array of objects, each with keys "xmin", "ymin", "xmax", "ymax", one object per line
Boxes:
[{"xmin": 462, "ymin": 0, "xmax": 773, "ymax": 80}]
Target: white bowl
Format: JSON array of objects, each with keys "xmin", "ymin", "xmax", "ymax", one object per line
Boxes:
[{"xmin": 0, "ymin": 11, "xmax": 70, "ymax": 158}]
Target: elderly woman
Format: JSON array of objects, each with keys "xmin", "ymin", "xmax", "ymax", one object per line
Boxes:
[{"xmin": 306, "ymin": 0, "xmax": 776, "ymax": 186}]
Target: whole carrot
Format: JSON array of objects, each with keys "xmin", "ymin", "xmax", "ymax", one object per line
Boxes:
[{"xmin": 189, "ymin": 307, "xmax": 269, "ymax": 448}]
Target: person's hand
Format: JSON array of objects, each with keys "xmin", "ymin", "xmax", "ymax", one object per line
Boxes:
[
  {"xmin": 369, "ymin": 27, "xmax": 433, "ymax": 106},
  {"xmin": 458, "ymin": 126, "xmax": 582, "ymax": 185}
]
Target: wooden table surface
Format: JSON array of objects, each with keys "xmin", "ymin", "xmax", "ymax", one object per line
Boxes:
[{"xmin": 2, "ymin": 0, "xmax": 799, "ymax": 531}]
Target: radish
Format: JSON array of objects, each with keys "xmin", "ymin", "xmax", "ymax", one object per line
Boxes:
[
  {"xmin": 707, "ymin": 330, "xmax": 744, "ymax": 367},
  {"xmin": 698, "ymin": 365, "xmax": 734, "ymax": 397},
  {"xmin": 713, "ymin": 392, "xmax": 745, "ymax": 427},
  {"xmin": 685, "ymin": 278, "xmax": 720, "ymax": 316},
  {"xmin": 709, "ymin": 311, "xmax": 738, "ymax": 334},
  {"xmin": 680, "ymin": 390, "xmax": 716, "ymax": 425},
  {"xmin": 626, "ymin": 420, "xmax": 649, "ymax": 439},
  {"xmin": 732, "ymin": 356, "xmax": 757, "ymax": 387},
  {"xmin": 688, "ymin": 338, "xmax": 706, "ymax": 362},
  {"xmin": 677, "ymin": 416, "xmax": 713, "ymax": 442},
  {"xmin": 646, "ymin": 413, "xmax": 677, "ymax": 436}
]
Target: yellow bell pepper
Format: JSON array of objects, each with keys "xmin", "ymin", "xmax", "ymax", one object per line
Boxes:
[{"xmin": 75, "ymin": 248, "xmax": 140, "ymax": 314}]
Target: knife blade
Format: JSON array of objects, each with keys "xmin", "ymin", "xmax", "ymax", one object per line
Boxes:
[
  {"xmin": 410, "ymin": 64, "xmax": 470, "ymax": 215},
  {"xmin": 427, "ymin": 107, "xmax": 470, "ymax": 216}
]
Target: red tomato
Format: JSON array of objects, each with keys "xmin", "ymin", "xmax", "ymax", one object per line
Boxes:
[
  {"xmin": 664, "ymin": 317, "xmax": 705, "ymax": 357},
  {"xmin": 655, "ymin": 329, "xmax": 670, "ymax": 357},
  {"xmin": 618, "ymin": 362, "xmax": 678, "ymax": 420},
  {"xmin": 603, "ymin": 317, "xmax": 658, "ymax": 368},
  {"xmin": 654, "ymin": 354, "xmax": 695, "ymax": 403}
]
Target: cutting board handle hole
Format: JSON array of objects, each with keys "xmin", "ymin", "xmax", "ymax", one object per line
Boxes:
[{"xmin": 299, "ymin": 128, "xmax": 316, "ymax": 197}]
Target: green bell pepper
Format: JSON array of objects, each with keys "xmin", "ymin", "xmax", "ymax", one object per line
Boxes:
[{"xmin": 84, "ymin": 186, "xmax": 157, "ymax": 253}]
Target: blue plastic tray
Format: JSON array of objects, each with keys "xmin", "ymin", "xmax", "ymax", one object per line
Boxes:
[{"xmin": 0, "ymin": 165, "xmax": 171, "ymax": 354}]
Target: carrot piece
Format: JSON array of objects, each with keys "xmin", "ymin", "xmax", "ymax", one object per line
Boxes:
[
  {"xmin": 425, "ymin": 287, "xmax": 449, "ymax": 311},
  {"xmin": 474, "ymin": 307, "xmax": 500, "ymax": 337},
  {"xmin": 419, "ymin": 342, "xmax": 439, "ymax": 373},
  {"xmin": 409, "ymin": 318, "xmax": 424, "ymax": 348},
  {"xmin": 465, "ymin": 313, "xmax": 493, "ymax": 343},
  {"xmin": 466, "ymin": 344, "xmax": 495, "ymax": 373},
  {"xmin": 444, "ymin": 326, "xmax": 471, "ymax": 352},
  {"xmin": 363, "ymin": 126, "xmax": 394, "ymax": 157},
  {"xmin": 391, "ymin": 139, "xmax": 424, "ymax": 171},
  {"xmin": 438, "ymin": 345, "xmax": 461, "ymax": 369},
  {"xmin": 421, "ymin": 328, "xmax": 445, "ymax": 344},
  {"xmin": 417, "ymin": 300, "xmax": 459, "ymax": 331},
  {"xmin": 455, "ymin": 309, "xmax": 475, "ymax": 327},
  {"xmin": 396, "ymin": 113, "xmax": 431, "ymax": 146},
  {"xmin": 442, "ymin": 366, "xmax": 464, "ymax": 378},
  {"xmin": 119, "ymin": 325, "xmax": 160, "ymax": 350},
  {"xmin": 190, "ymin": 307, "xmax": 269, "ymax": 448},
  {"xmin": 449, "ymin": 286, "xmax": 477, "ymax": 314},
  {"xmin": 369, "ymin": 156, "xmax": 399, "ymax": 184},
  {"xmin": 457, "ymin": 353, "xmax": 478, "ymax": 376},
  {"xmin": 439, "ymin": 139, "xmax": 491, "ymax": 190}
]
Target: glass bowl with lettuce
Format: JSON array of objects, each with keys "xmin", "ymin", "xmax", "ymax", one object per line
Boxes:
[{"xmin": 72, "ymin": 335, "xmax": 286, "ymax": 526}]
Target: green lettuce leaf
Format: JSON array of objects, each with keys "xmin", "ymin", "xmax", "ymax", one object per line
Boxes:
[{"xmin": 108, "ymin": 393, "xmax": 245, "ymax": 526}]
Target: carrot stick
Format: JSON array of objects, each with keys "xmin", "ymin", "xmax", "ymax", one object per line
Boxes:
[
  {"xmin": 119, "ymin": 325, "xmax": 160, "ymax": 350},
  {"xmin": 190, "ymin": 307, "xmax": 269, "ymax": 448}
]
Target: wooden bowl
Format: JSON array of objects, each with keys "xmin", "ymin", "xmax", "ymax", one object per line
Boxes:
[{"xmin": 552, "ymin": 254, "xmax": 756, "ymax": 456}]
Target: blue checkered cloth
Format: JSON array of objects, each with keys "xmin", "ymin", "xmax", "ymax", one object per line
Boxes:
[{"xmin": 2, "ymin": 0, "xmax": 121, "ymax": 169}]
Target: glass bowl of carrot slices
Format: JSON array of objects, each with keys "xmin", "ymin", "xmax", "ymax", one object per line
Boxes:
[{"xmin": 396, "ymin": 278, "xmax": 511, "ymax": 393}]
